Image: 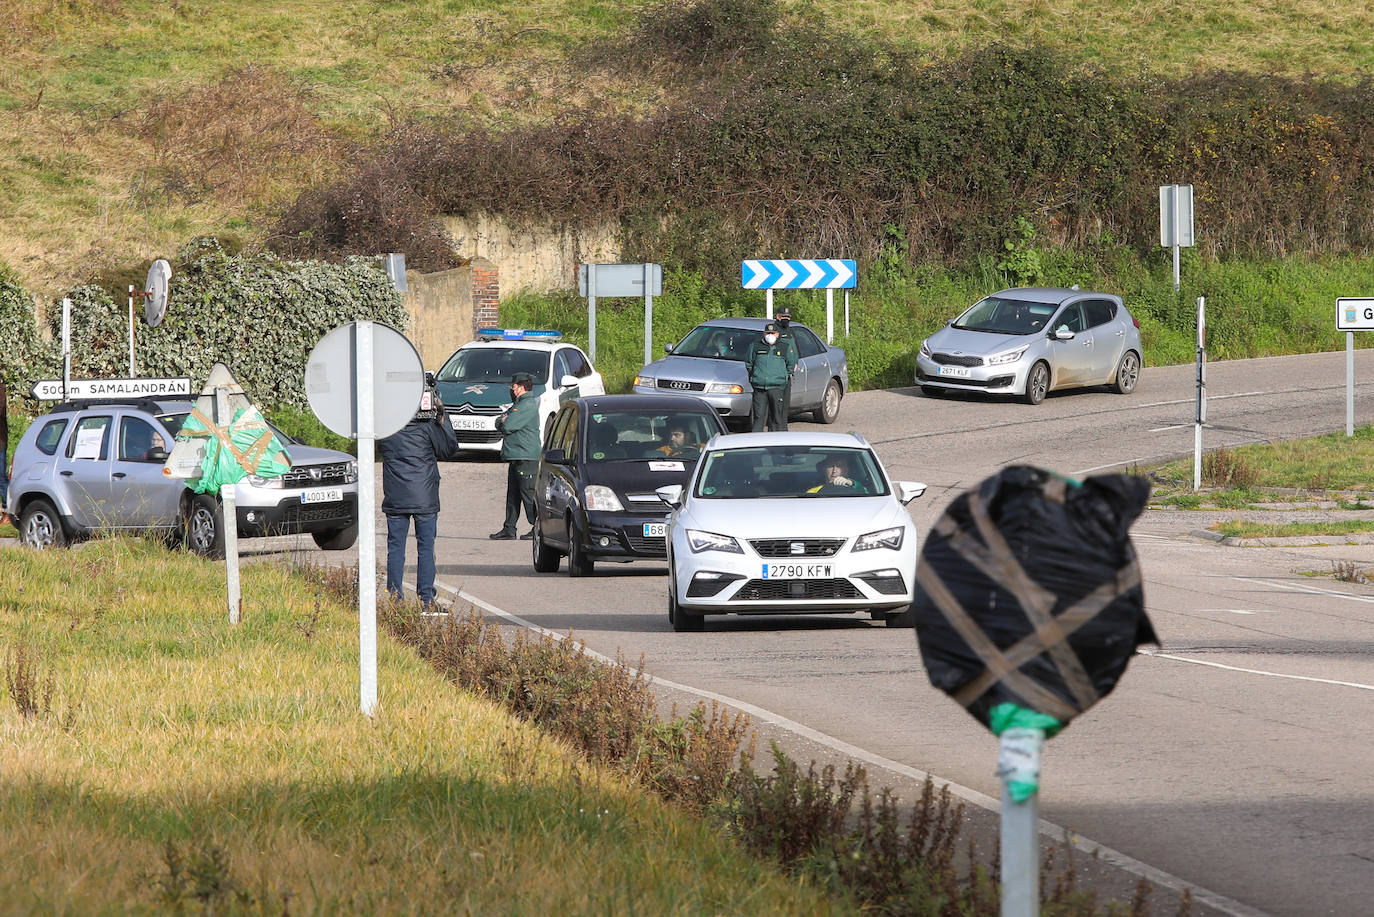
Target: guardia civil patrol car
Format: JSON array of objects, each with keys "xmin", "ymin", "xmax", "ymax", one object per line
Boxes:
[{"xmin": 433, "ymin": 329, "xmax": 606, "ymax": 453}]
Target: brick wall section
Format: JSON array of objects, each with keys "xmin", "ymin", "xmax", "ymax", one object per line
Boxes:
[{"xmin": 471, "ymin": 257, "xmax": 499, "ymax": 334}]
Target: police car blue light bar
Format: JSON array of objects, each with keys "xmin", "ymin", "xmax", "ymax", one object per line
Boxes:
[{"xmin": 476, "ymin": 328, "xmax": 563, "ymax": 342}]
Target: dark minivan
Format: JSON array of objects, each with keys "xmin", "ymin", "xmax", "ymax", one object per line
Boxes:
[{"xmin": 531, "ymin": 394, "xmax": 727, "ymax": 576}]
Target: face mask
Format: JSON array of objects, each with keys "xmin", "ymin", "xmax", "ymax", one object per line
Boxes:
[
  {"xmin": 764, "ymin": 334, "xmax": 778, "ymax": 345},
  {"xmin": 779, "ymin": 318, "xmax": 790, "ymax": 327}
]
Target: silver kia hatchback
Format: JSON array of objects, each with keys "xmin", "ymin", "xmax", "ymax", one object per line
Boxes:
[{"xmin": 914, "ymin": 287, "xmax": 1143, "ymax": 404}]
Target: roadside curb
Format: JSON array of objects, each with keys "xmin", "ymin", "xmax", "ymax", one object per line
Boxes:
[{"xmin": 1189, "ymin": 530, "xmax": 1374, "ymax": 548}]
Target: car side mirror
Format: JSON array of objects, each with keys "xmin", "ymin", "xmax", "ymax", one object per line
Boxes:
[
  {"xmin": 896, "ymin": 481, "xmax": 927, "ymax": 505},
  {"xmin": 656, "ymin": 484, "xmax": 684, "ymax": 507},
  {"xmin": 1053, "ymin": 327, "xmax": 1074, "ymax": 340},
  {"xmin": 560, "ymin": 374, "xmax": 579, "ymax": 389},
  {"xmin": 664, "ymin": 343, "xmax": 674, "ymax": 353},
  {"xmin": 543, "ymin": 448, "xmax": 569, "ymax": 465},
  {"xmin": 146, "ymin": 448, "xmax": 169, "ymax": 463}
]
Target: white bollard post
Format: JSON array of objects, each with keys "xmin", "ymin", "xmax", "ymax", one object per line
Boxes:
[{"xmin": 221, "ymin": 483, "xmax": 240, "ymax": 625}]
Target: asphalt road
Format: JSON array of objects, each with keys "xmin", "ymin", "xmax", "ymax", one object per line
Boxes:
[{"xmin": 369, "ymin": 349, "xmax": 1374, "ymax": 917}]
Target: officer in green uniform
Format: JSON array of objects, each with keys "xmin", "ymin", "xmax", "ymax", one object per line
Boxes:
[
  {"xmin": 775, "ymin": 307, "xmax": 800, "ymax": 416},
  {"xmin": 490, "ymin": 371, "xmax": 541, "ymax": 540},
  {"xmin": 745, "ymin": 322, "xmax": 797, "ymax": 432}
]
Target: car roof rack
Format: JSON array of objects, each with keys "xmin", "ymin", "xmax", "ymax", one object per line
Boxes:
[{"xmin": 48, "ymin": 398, "xmax": 188, "ymax": 414}]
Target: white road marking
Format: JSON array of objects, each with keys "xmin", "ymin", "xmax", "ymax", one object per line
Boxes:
[
  {"xmin": 416, "ymin": 579, "xmax": 1266, "ymax": 917},
  {"xmin": 1237, "ymin": 577, "xmax": 1374, "ymax": 605},
  {"xmin": 1139, "ymin": 649, "xmax": 1374, "ymax": 692},
  {"xmin": 1135, "ymin": 391, "xmax": 1266, "ymax": 409}
]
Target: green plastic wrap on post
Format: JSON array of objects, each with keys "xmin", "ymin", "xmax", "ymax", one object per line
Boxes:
[
  {"xmin": 991, "ymin": 703, "xmax": 1061, "ymax": 803},
  {"xmin": 179, "ymin": 406, "xmax": 290, "ymax": 495}
]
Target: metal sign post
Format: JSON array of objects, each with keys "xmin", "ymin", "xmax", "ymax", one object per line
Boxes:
[
  {"xmin": 998, "ymin": 728, "xmax": 1044, "ymax": 917},
  {"xmin": 1159, "ymin": 184, "xmax": 1195, "ymax": 293},
  {"xmin": 1194, "ymin": 296, "xmax": 1206, "ymax": 491},
  {"xmin": 1336, "ymin": 298, "xmax": 1374, "ymax": 436},
  {"xmin": 61, "ymin": 297, "xmax": 71, "ymax": 400},
  {"xmin": 214, "ymin": 385, "xmax": 242, "ymax": 624},
  {"xmin": 127, "ymin": 285, "xmax": 136, "ymax": 376},
  {"xmin": 578, "ymin": 263, "xmax": 663, "ymax": 364},
  {"xmin": 306, "ymin": 321, "xmax": 424, "ymax": 717},
  {"xmin": 741, "ymin": 259, "xmax": 857, "ymax": 343},
  {"xmin": 354, "ymin": 322, "xmax": 378, "ymax": 716}
]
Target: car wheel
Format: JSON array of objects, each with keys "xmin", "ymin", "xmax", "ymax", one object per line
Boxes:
[
  {"xmin": 1109, "ymin": 350, "xmax": 1141, "ymax": 395},
  {"xmin": 883, "ymin": 605, "xmax": 916, "ymax": 628},
  {"xmin": 1021, "ymin": 361, "xmax": 1050, "ymax": 405},
  {"xmin": 313, "ymin": 524, "xmax": 357, "ymax": 551},
  {"xmin": 920, "ymin": 385, "xmax": 944, "ymax": 397},
  {"xmin": 667, "ymin": 561, "xmax": 703, "ymax": 632},
  {"xmin": 814, "ymin": 378, "xmax": 842, "ymax": 424},
  {"xmin": 19, "ymin": 499, "xmax": 67, "ymax": 549},
  {"xmin": 184, "ymin": 493, "xmax": 226, "ymax": 559},
  {"xmin": 567, "ymin": 518, "xmax": 595, "ymax": 577},
  {"xmin": 532, "ymin": 515, "xmax": 560, "ymax": 573}
]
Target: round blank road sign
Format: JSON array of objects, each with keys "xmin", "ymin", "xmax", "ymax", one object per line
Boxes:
[{"xmin": 305, "ymin": 321, "xmax": 424, "ymax": 440}]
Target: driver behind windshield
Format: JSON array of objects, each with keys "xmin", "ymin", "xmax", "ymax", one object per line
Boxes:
[
  {"xmin": 808, "ymin": 454, "xmax": 869, "ymax": 494},
  {"xmin": 655, "ymin": 421, "xmax": 696, "ymax": 457}
]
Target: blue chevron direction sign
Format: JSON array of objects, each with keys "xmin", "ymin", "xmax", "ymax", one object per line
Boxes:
[{"xmin": 742, "ymin": 259, "xmax": 856, "ymax": 290}]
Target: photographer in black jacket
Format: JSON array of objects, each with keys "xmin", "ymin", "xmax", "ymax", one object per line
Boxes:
[{"xmin": 376, "ymin": 376, "xmax": 459, "ymax": 605}]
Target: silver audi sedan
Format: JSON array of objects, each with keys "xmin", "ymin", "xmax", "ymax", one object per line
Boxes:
[
  {"xmin": 914, "ymin": 287, "xmax": 1143, "ymax": 405},
  {"xmin": 632, "ymin": 318, "xmax": 849, "ymax": 426}
]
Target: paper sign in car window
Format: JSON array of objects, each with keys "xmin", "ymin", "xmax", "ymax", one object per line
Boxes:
[
  {"xmin": 73, "ymin": 424, "xmax": 106, "ymax": 459},
  {"xmin": 649, "ymin": 461, "xmax": 685, "ymax": 472}
]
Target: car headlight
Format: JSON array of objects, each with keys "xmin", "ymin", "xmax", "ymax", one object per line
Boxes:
[
  {"xmin": 853, "ymin": 526, "xmax": 904, "ymax": 552},
  {"xmin": 344, "ymin": 461, "xmax": 358, "ymax": 483},
  {"xmin": 919, "ymin": 340, "xmax": 932, "ymax": 359},
  {"xmin": 584, "ymin": 484, "xmax": 625, "ymax": 512},
  {"xmin": 706, "ymin": 383, "xmax": 744, "ymax": 394},
  {"xmin": 634, "ymin": 375, "xmax": 655, "ymax": 388},
  {"xmin": 247, "ymin": 473, "xmax": 284, "ymax": 489},
  {"xmin": 686, "ymin": 529, "xmax": 744, "ymax": 554},
  {"xmin": 987, "ymin": 345, "xmax": 1029, "ymax": 365}
]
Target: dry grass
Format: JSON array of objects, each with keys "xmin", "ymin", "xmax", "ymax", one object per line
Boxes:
[{"xmin": 0, "ymin": 535, "xmax": 843, "ymax": 914}]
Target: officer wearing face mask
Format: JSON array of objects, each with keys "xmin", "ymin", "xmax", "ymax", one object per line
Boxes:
[
  {"xmin": 775, "ymin": 307, "xmax": 800, "ymax": 415},
  {"xmin": 745, "ymin": 322, "xmax": 797, "ymax": 432},
  {"xmin": 490, "ymin": 371, "xmax": 540, "ymax": 540}
]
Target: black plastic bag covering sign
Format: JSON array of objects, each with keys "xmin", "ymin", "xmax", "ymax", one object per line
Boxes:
[{"xmin": 913, "ymin": 466, "xmax": 1158, "ymax": 732}]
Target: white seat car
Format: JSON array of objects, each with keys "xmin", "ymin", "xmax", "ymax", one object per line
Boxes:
[{"xmin": 658, "ymin": 432, "xmax": 926, "ymax": 631}]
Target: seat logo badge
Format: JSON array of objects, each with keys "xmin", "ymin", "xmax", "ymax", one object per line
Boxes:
[{"xmin": 790, "ymin": 542, "xmax": 805, "ymax": 555}]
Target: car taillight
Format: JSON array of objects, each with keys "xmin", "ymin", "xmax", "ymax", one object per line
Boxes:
[{"xmin": 1131, "ymin": 316, "xmax": 1140, "ymax": 328}]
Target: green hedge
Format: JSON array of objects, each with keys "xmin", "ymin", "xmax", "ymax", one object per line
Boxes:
[{"xmin": 2, "ymin": 240, "xmax": 406, "ymax": 425}]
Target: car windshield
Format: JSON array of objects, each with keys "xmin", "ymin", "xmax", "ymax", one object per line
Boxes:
[
  {"xmin": 669, "ymin": 325, "xmax": 754, "ymax": 361},
  {"xmin": 952, "ymin": 296, "xmax": 1057, "ymax": 335},
  {"xmin": 436, "ymin": 347, "xmax": 549, "ymax": 384},
  {"xmin": 586, "ymin": 410, "xmax": 718, "ymax": 462},
  {"xmin": 694, "ymin": 446, "xmax": 888, "ymax": 498},
  {"xmin": 157, "ymin": 413, "xmax": 189, "ymax": 436}
]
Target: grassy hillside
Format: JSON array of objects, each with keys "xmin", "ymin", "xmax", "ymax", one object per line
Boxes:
[{"xmin": 3, "ymin": 0, "xmax": 1373, "ymax": 297}]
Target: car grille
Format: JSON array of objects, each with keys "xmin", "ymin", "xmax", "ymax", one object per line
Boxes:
[
  {"xmin": 622, "ymin": 529, "xmax": 667, "ymax": 555},
  {"xmin": 455, "ymin": 430, "xmax": 503, "ymax": 444},
  {"xmin": 284, "ymin": 503, "xmax": 353, "ymax": 525},
  {"xmin": 749, "ymin": 538, "xmax": 846, "ymax": 557},
  {"xmin": 932, "ymin": 352, "xmax": 984, "ymax": 367},
  {"xmin": 734, "ymin": 578, "xmax": 863, "ymax": 601},
  {"xmin": 657, "ymin": 379, "xmax": 705, "ymax": 392},
  {"xmin": 278, "ymin": 462, "xmax": 352, "ymax": 489},
  {"xmin": 447, "ymin": 403, "xmax": 505, "ymax": 416}
]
